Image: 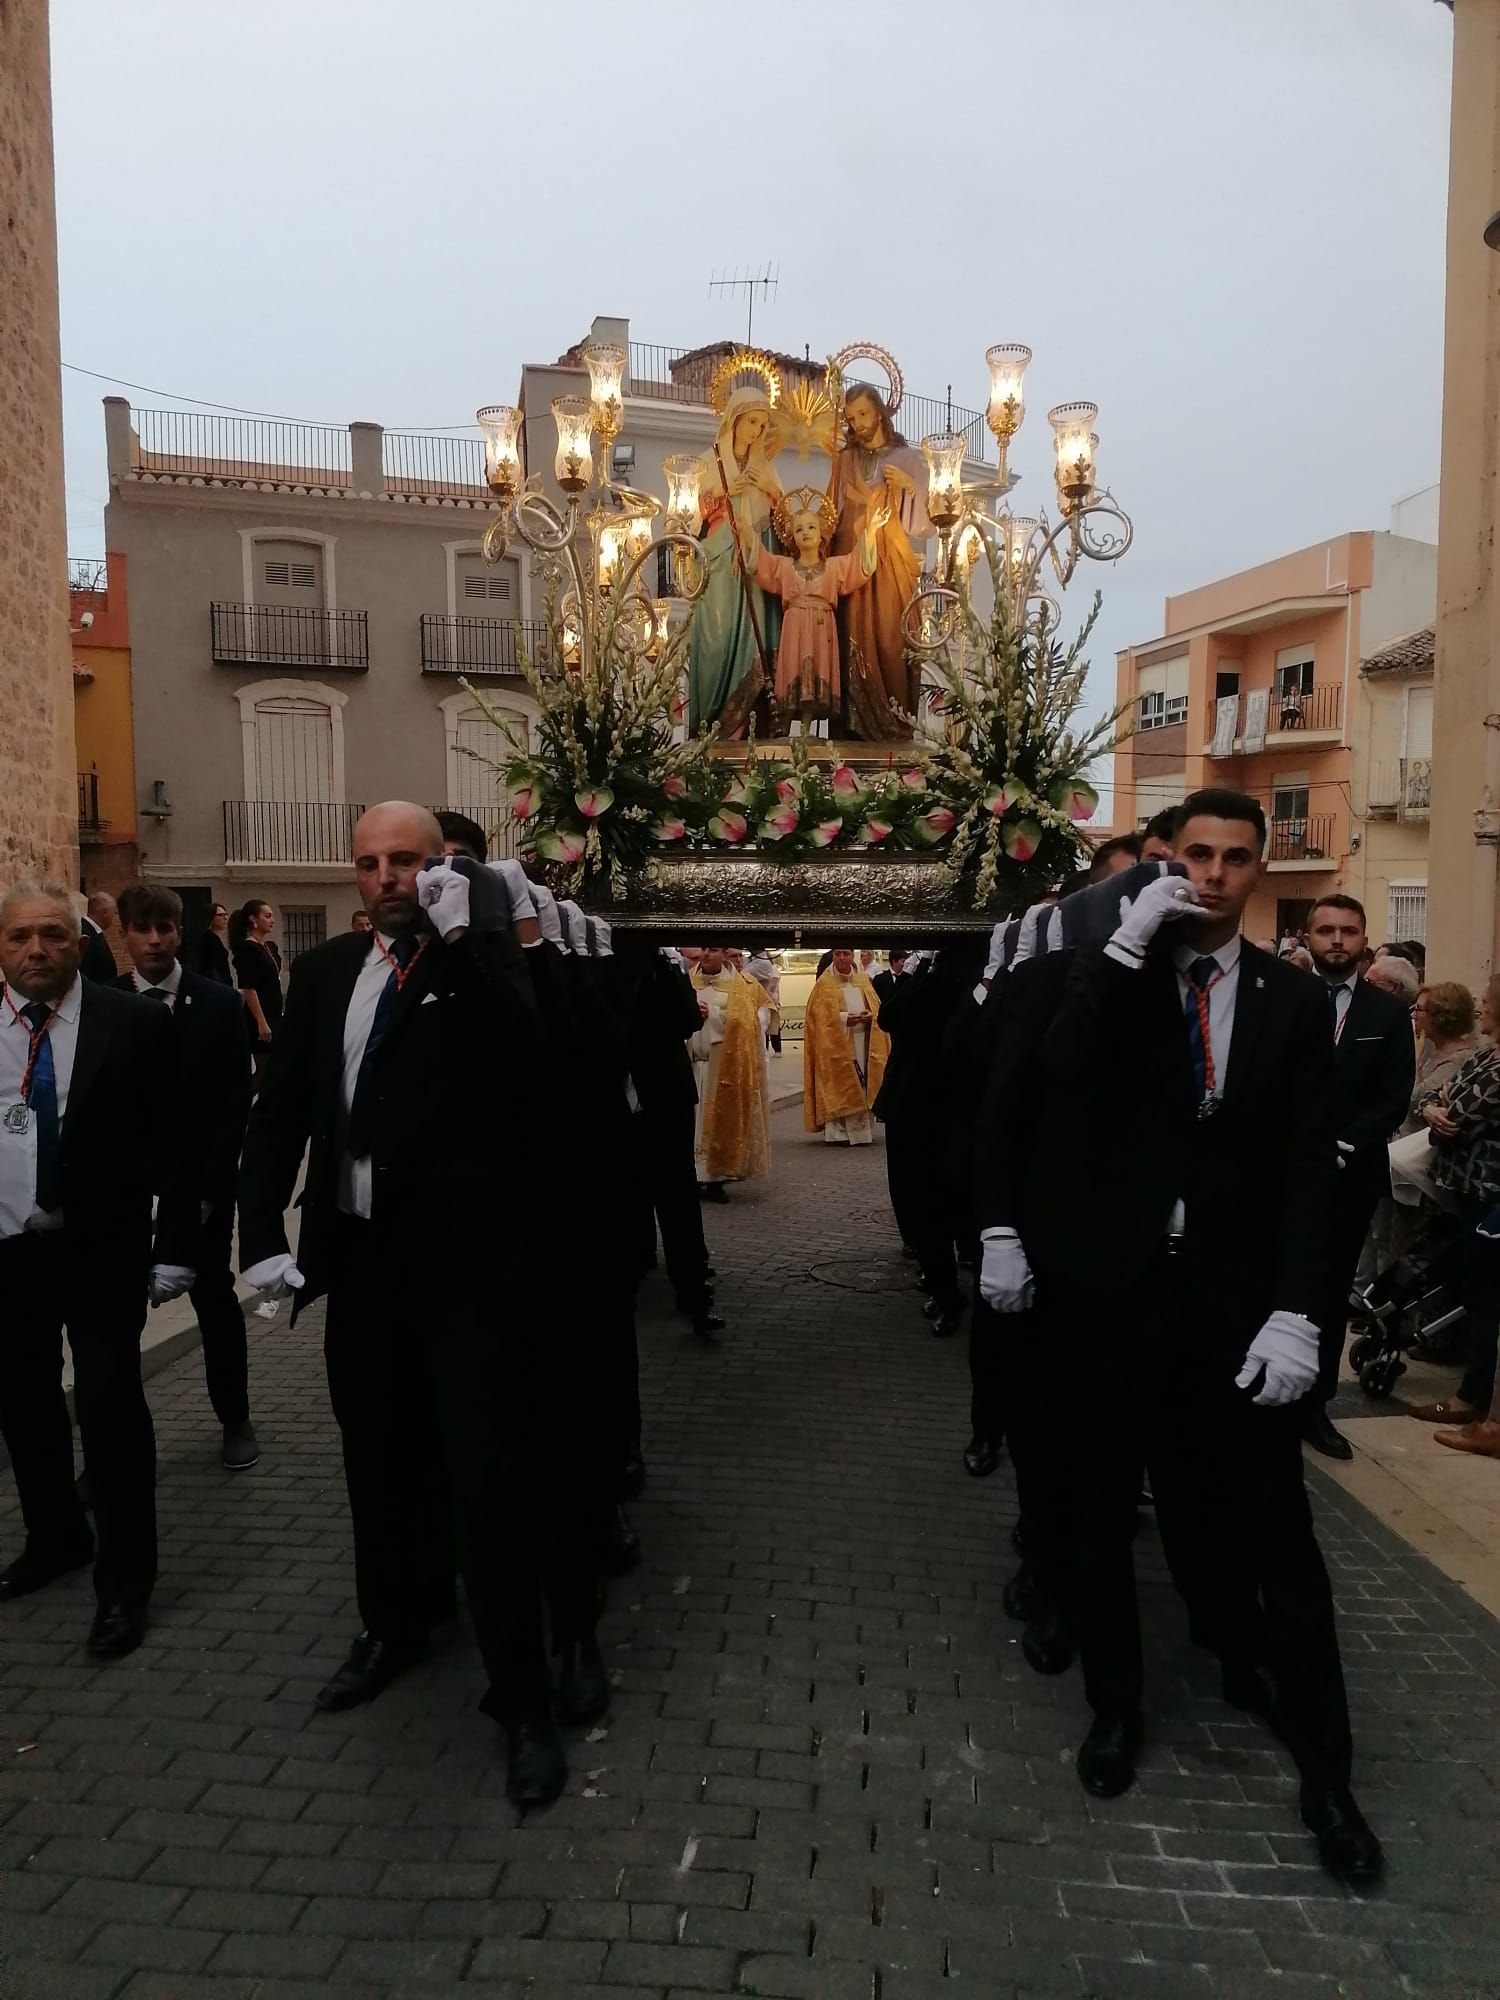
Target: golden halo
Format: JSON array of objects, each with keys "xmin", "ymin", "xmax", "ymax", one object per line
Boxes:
[
  {"xmin": 830, "ymin": 341, "xmax": 904, "ymax": 417},
  {"xmin": 707, "ymin": 348, "xmax": 782, "ymax": 416}
]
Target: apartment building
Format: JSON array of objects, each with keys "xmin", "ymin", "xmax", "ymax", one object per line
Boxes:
[
  {"xmin": 105, "ymin": 314, "xmax": 991, "ymax": 950},
  {"xmin": 1113, "ymin": 527, "xmax": 1436, "ymax": 944},
  {"xmin": 69, "ymin": 552, "xmax": 140, "ymax": 894}
]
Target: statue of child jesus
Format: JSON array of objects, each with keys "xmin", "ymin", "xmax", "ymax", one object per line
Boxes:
[{"xmin": 739, "ymin": 485, "xmax": 890, "ymax": 729}]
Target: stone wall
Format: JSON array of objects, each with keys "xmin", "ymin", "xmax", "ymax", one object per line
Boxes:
[{"xmin": 0, "ymin": 0, "xmax": 78, "ymax": 886}]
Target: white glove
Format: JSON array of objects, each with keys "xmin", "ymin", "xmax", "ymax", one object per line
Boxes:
[
  {"xmin": 530, "ymin": 883, "xmax": 566, "ymax": 950},
  {"xmin": 900, "ymin": 951, "xmax": 924, "ymax": 975},
  {"xmin": 659, "ymin": 946, "xmax": 684, "ymax": 968},
  {"xmin": 148, "ymin": 1264, "xmax": 195, "ymax": 1308},
  {"xmin": 978, "ymin": 1227, "xmax": 1034, "ymax": 1314},
  {"xmin": 592, "ymin": 918, "xmax": 613, "ymax": 957},
  {"xmin": 1336, "ymin": 1140, "xmax": 1354, "ymax": 1171},
  {"xmin": 1107, "ymin": 872, "xmax": 1203, "ymax": 966},
  {"xmin": 488, "ymin": 859, "xmax": 536, "ymax": 924},
  {"xmin": 1234, "ymin": 1311, "xmax": 1320, "ymax": 1407},
  {"xmin": 558, "ymin": 900, "xmax": 590, "ymax": 957},
  {"xmin": 415, "ymin": 862, "xmax": 471, "ymax": 940},
  {"xmin": 1010, "ymin": 904, "xmax": 1046, "ymax": 969},
  {"xmin": 243, "ymin": 1253, "xmax": 306, "ymax": 1301}
]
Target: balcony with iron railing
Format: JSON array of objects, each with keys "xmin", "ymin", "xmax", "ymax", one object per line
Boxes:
[
  {"xmin": 1268, "ymin": 813, "xmax": 1336, "ymax": 866},
  {"xmin": 1269, "ymin": 680, "xmax": 1342, "ymax": 736},
  {"xmin": 623, "ymin": 343, "xmax": 992, "ymax": 462},
  {"xmin": 68, "ymin": 557, "xmax": 109, "ymax": 595},
  {"xmin": 211, "ymin": 602, "xmax": 369, "ymax": 672},
  {"xmin": 77, "ymin": 771, "xmax": 106, "ymax": 842},
  {"xmin": 1204, "ymin": 681, "xmax": 1344, "ymax": 756},
  {"xmin": 224, "ymin": 801, "xmax": 366, "ymax": 867},
  {"xmin": 419, "ymin": 613, "xmax": 550, "ymax": 675}
]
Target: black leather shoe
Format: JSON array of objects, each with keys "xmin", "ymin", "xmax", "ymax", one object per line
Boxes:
[
  {"xmin": 1022, "ymin": 1600, "xmax": 1077, "ymax": 1677},
  {"xmin": 86, "ymin": 1602, "xmax": 147, "ymax": 1660},
  {"xmin": 314, "ymin": 1630, "xmax": 420, "ymax": 1712},
  {"xmin": 932, "ymin": 1308, "xmax": 962, "ymax": 1339},
  {"xmin": 555, "ymin": 1636, "xmax": 610, "ymax": 1723},
  {"xmin": 900, "ymin": 1243, "xmax": 919, "ymax": 1261},
  {"xmin": 1011, "ymin": 1520, "xmax": 1026, "ymax": 1557},
  {"xmin": 601, "ymin": 1505, "xmax": 641, "ymax": 1576},
  {"xmin": 964, "ymin": 1435, "xmax": 1001, "ymax": 1478},
  {"xmin": 921, "ymin": 1296, "xmax": 942, "ymax": 1320},
  {"xmin": 1076, "ymin": 1712, "xmax": 1142, "ymax": 1798},
  {"xmin": 621, "ymin": 1440, "xmax": 646, "ymax": 1500},
  {"xmin": 1003, "ymin": 1562, "xmax": 1046, "ymax": 1622},
  {"xmin": 1301, "ymin": 1783, "xmax": 1383, "ymax": 1885},
  {"xmin": 505, "ymin": 1709, "xmax": 568, "ymax": 1807},
  {"xmin": 693, "ymin": 1310, "xmax": 727, "ymax": 1340},
  {"xmin": 222, "ymin": 1421, "xmax": 260, "ymax": 1471},
  {"xmin": 699, "ymin": 1183, "xmax": 730, "ymax": 1205},
  {"xmin": 1300, "ymin": 1405, "xmax": 1354, "ymax": 1461},
  {"xmin": 704, "ymin": 1265, "xmax": 717, "ymax": 1281},
  {"xmin": 0, "ymin": 1540, "xmax": 94, "ymax": 1601}
]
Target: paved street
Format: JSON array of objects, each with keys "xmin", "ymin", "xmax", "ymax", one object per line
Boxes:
[{"xmin": 4, "ymin": 1103, "xmax": 1500, "ymax": 1999}]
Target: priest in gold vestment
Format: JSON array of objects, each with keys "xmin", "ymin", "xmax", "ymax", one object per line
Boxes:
[
  {"xmin": 690, "ymin": 949, "xmax": 772, "ymax": 1198},
  {"xmin": 803, "ymin": 947, "xmax": 890, "ymax": 1145}
]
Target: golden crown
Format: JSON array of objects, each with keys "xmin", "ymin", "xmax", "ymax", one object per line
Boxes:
[{"xmin": 772, "ymin": 484, "xmax": 838, "ymax": 552}]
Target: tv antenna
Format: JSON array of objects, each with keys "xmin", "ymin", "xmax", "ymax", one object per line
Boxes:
[{"xmin": 710, "ymin": 263, "xmax": 780, "ymax": 346}]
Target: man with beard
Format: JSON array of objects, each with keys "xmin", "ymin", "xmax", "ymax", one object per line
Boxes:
[{"xmin": 237, "ymin": 803, "xmax": 603, "ymax": 1805}]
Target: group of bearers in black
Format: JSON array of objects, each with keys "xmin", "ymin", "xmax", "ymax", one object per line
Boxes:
[
  {"xmin": 0, "ymin": 802, "xmax": 722, "ymax": 1808},
  {"xmin": 874, "ymin": 785, "xmax": 1418, "ymax": 1889}
]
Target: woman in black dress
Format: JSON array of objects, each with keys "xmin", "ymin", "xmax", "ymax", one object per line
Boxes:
[
  {"xmin": 197, "ymin": 902, "xmax": 234, "ymax": 985},
  {"xmin": 229, "ymin": 900, "xmax": 283, "ymax": 1069}
]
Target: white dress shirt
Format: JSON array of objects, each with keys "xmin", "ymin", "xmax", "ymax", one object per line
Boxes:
[
  {"xmin": 130, "ymin": 960, "xmax": 183, "ymax": 1009},
  {"xmin": 338, "ymin": 934, "xmax": 398, "ymax": 1221},
  {"xmin": 0, "ymin": 976, "xmax": 83, "ymax": 1239},
  {"xmin": 1169, "ymin": 936, "xmax": 1243, "ymax": 1235}
]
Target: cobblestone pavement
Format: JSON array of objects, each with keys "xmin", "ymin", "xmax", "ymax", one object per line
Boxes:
[{"xmin": 4, "ymin": 1106, "xmax": 1500, "ymax": 1999}]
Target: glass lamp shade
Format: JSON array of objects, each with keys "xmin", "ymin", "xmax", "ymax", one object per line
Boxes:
[
  {"xmin": 984, "ymin": 344, "xmax": 1031, "ymax": 441},
  {"xmin": 644, "ymin": 597, "xmax": 673, "ymax": 659},
  {"xmin": 1048, "ymin": 402, "xmax": 1098, "ymax": 511},
  {"xmin": 581, "ymin": 341, "xmax": 627, "ymax": 438},
  {"xmin": 952, "ymin": 523, "xmax": 983, "ymax": 581},
  {"xmin": 999, "ymin": 511, "xmax": 1040, "ymax": 572},
  {"xmin": 587, "ymin": 507, "xmax": 625, "ymax": 590},
  {"xmin": 921, "ymin": 431, "xmax": 968, "ymax": 529},
  {"xmin": 624, "ymin": 510, "xmax": 655, "ymax": 564},
  {"xmin": 560, "ymin": 599, "xmax": 584, "ymax": 667},
  {"xmin": 476, "ymin": 404, "xmax": 522, "ymax": 497},
  {"xmin": 551, "ymin": 396, "xmax": 596, "ymax": 495},
  {"xmin": 662, "ymin": 453, "xmax": 702, "ymax": 534}
]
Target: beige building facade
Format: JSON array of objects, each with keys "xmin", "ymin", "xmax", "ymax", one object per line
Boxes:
[
  {"xmin": 1114, "ymin": 530, "xmax": 1436, "ymax": 945},
  {"xmin": 0, "ymin": 0, "xmax": 79, "ymax": 886},
  {"xmin": 109, "ymin": 314, "xmax": 988, "ymax": 952},
  {"xmin": 1427, "ymin": 0, "xmax": 1500, "ymax": 987}
]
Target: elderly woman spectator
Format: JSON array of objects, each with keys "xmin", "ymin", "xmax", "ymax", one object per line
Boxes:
[
  {"xmin": 1403, "ymin": 977, "xmax": 1500, "ymax": 1431},
  {"xmin": 1368, "ymin": 982, "xmax": 1478, "ymax": 1280}
]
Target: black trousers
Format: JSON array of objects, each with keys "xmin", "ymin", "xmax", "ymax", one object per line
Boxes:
[
  {"xmin": 886, "ymin": 1120, "xmax": 964, "ymax": 1313},
  {"xmin": 0, "ymin": 1231, "xmax": 156, "ymax": 1608},
  {"xmin": 322, "ymin": 1214, "xmax": 597, "ymax": 1718},
  {"xmin": 1315, "ymin": 1176, "xmax": 1383, "ymax": 1404},
  {"xmin": 1049, "ymin": 1257, "xmax": 1353, "ymax": 1789},
  {"xmin": 1457, "ymin": 1219, "xmax": 1500, "ymax": 1411},
  {"xmin": 967, "ymin": 1285, "xmax": 1011, "ymax": 1445},
  {"xmin": 642, "ymin": 1103, "xmax": 709, "ymax": 1309},
  {"xmin": 190, "ymin": 1196, "xmax": 250, "ymax": 1428}
]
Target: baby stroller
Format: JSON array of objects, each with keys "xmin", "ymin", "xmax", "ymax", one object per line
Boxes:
[{"xmin": 1346, "ymin": 1210, "xmax": 1467, "ymax": 1397}]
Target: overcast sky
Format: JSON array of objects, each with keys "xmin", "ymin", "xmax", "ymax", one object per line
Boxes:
[{"xmin": 52, "ymin": 0, "xmax": 1453, "ymax": 760}]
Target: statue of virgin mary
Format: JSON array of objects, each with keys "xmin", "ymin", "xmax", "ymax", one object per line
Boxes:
[{"xmin": 686, "ymin": 388, "xmax": 783, "ymax": 738}]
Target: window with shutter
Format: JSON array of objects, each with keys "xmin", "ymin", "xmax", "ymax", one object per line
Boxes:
[
  {"xmin": 253, "ymin": 695, "xmax": 336, "ymax": 803},
  {"xmin": 256, "ymin": 541, "xmax": 326, "ymax": 608},
  {"xmin": 263, "ymin": 560, "xmax": 291, "ymax": 588},
  {"xmin": 290, "ymin": 562, "xmax": 317, "ymax": 589},
  {"xmin": 462, "ymin": 571, "xmax": 511, "ymax": 601},
  {"xmin": 1387, "ymin": 883, "xmax": 1427, "ymax": 946}
]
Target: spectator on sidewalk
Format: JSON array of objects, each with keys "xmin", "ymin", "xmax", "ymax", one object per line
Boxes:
[
  {"xmin": 115, "ymin": 883, "xmax": 259, "ymax": 1472},
  {"xmin": 230, "ymin": 901, "xmax": 283, "ymax": 1071},
  {"xmin": 78, "ymin": 890, "xmax": 119, "ymax": 983},
  {"xmin": 196, "ymin": 903, "xmax": 234, "ymax": 986}
]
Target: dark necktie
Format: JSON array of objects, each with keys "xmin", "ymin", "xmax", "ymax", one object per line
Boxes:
[
  {"xmin": 21, "ymin": 1001, "xmax": 62, "ymax": 1213},
  {"xmin": 141, "ymin": 986, "xmax": 171, "ymax": 1006},
  {"xmin": 346, "ymin": 936, "xmax": 418, "ymax": 1158},
  {"xmin": 1183, "ymin": 956, "xmax": 1220, "ymax": 1103}
]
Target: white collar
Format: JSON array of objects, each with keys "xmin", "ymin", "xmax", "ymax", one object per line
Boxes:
[
  {"xmin": 5, "ymin": 974, "xmax": 85, "ymax": 1025},
  {"xmin": 132, "ymin": 960, "xmax": 183, "ymax": 999},
  {"xmin": 1172, "ymin": 935, "xmax": 1242, "ymax": 978}
]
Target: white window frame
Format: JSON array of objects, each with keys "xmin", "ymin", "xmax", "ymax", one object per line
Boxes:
[
  {"xmin": 438, "ymin": 687, "xmax": 540, "ymax": 816},
  {"xmin": 234, "ymin": 677, "xmax": 348, "ymax": 804},
  {"xmin": 240, "ymin": 527, "xmax": 338, "ymax": 608},
  {"xmin": 1387, "ymin": 880, "xmax": 1428, "ymax": 947}
]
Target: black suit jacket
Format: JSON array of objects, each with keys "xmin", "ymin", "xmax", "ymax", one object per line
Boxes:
[
  {"xmin": 114, "ymin": 968, "xmax": 253, "ymax": 1202},
  {"xmin": 79, "ymin": 917, "xmax": 118, "ymax": 985},
  {"xmin": 236, "ymin": 924, "xmax": 543, "ymax": 1314},
  {"xmin": 974, "ymin": 941, "xmax": 1339, "ymax": 1346},
  {"xmin": 60, "ymin": 981, "xmax": 196, "ymax": 1286},
  {"xmin": 621, "ymin": 950, "xmax": 701, "ymax": 1117},
  {"xmin": 1328, "ymin": 977, "xmax": 1415, "ymax": 1203}
]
